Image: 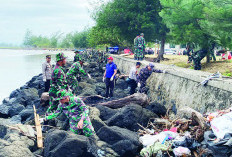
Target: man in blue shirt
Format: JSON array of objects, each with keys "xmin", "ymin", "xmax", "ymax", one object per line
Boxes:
[{"xmin": 103, "ymin": 56, "xmax": 117, "ymax": 98}]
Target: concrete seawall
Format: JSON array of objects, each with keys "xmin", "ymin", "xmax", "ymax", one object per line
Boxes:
[{"xmin": 113, "ymin": 55, "xmax": 232, "ymax": 113}]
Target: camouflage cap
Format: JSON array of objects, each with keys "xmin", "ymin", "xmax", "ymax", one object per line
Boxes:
[
  {"xmin": 56, "ymin": 52, "xmax": 67, "ymax": 62},
  {"xmin": 55, "ymin": 89, "xmax": 71, "ymax": 101},
  {"xmin": 140, "ymin": 33, "xmax": 144, "ymax": 36}
]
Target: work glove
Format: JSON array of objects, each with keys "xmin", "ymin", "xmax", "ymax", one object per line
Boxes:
[
  {"xmin": 163, "ymin": 70, "xmax": 167, "ymax": 74},
  {"xmin": 87, "ymin": 73, "xmax": 91, "ymax": 79},
  {"xmin": 110, "ymin": 76, "xmax": 114, "ymax": 81},
  {"xmin": 103, "ymin": 77, "xmax": 105, "ymax": 82},
  {"xmin": 137, "ymin": 82, "xmax": 141, "ymax": 88},
  {"xmin": 39, "ymin": 118, "xmax": 45, "ymax": 124},
  {"xmin": 43, "ymin": 78, "xmax": 46, "ymax": 82}
]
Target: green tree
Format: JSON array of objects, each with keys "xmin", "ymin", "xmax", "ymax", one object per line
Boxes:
[
  {"xmin": 202, "ymin": 0, "xmax": 232, "ymax": 49},
  {"xmin": 23, "ymin": 29, "xmax": 34, "ymax": 47},
  {"xmin": 160, "ymin": 0, "xmax": 232, "ymax": 62},
  {"xmin": 50, "ymin": 32, "xmax": 62, "ymax": 48},
  {"xmin": 59, "ymin": 33, "xmax": 74, "ymax": 48},
  {"xmin": 72, "ymin": 30, "xmax": 89, "ymax": 48},
  {"xmin": 89, "ymin": 0, "xmax": 169, "ymax": 59}
]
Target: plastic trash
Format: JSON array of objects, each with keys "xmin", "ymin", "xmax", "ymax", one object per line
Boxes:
[
  {"xmin": 207, "ymin": 112, "xmax": 220, "ymax": 122},
  {"xmin": 139, "ymin": 134, "xmax": 159, "ymax": 147},
  {"xmin": 173, "ymin": 136, "xmax": 200, "ymax": 150},
  {"xmin": 158, "ymin": 131, "xmax": 178, "ymax": 143},
  {"xmin": 173, "ymin": 147, "xmax": 191, "ymax": 156},
  {"xmin": 140, "ymin": 141, "xmax": 172, "ymax": 157},
  {"xmin": 163, "ymin": 127, "xmax": 177, "ymax": 133},
  {"xmin": 200, "ymin": 71, "xmax": 221, "ymax": 86},
  {"xmin": 204, "ymin": 131, "xmax": 232, "ymax": 156},
  {"xmin": 210, "ymin": 112, "xmax": 232, "ymax": 139}
]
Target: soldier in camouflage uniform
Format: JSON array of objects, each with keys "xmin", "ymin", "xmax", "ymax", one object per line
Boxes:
[
  {"xmin": 186, "ymin": 43, "xmax": 195, "ymax": 63},
  {"xmin": 137, "ymin": 63, "xmax": 165, "ymax": 93},
  {"xmin": 74, "ymin": 51, "xmax": 81, "ymax": 62},
  {"xmin": 66, "ymin": 61, "xmax": 88, "ymax": 94},
  {"xmin": 44, "ymin": 89, "xmax": 95, "ymax": 137},
  {"xmin": 191, "ymin": 49, "xmax": 208, "ymax": 70},
  {"xmin": 47, "ymin": 52, "xmax": 70, "ymax": 115},
  {"xmin": 136, "ymin": 33, "xmax": 146, "ymax": 61},
  {"xmin": 134, "ymin": 35, "xmax": 139, "ymax": 60},
  {"xmin": 97, "ymin": 51, "xmax": 108, "ymax": 73}
]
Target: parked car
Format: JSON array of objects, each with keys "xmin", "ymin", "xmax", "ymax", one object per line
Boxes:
[
  {"xmin": 164, "ymin": 49, "xmax": 177, "ymax": 55},
  {"xmin": 108, "ymin": 47, "xmax": 119, "ymax": 54}
]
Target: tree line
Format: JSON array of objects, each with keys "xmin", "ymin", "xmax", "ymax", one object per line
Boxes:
[
  {"xmin": 23, "ymin": 29, "xmax": 89, "ymax": 49},
  {"xmin": 23, "ymin": 0, "xmax": 232, "ymax": 61}
]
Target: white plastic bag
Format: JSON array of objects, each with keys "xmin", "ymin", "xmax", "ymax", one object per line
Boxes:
[
  {"xmin": 211, "ymin": 112, "xmax": 232, "ymax": 139},
  {"xmin": 173, "ymin": 147, "xmax": 191, "ymax": 156},
  {"xmin": 139, "ymin": 134, "xmax": 159, "ymax": 147}
]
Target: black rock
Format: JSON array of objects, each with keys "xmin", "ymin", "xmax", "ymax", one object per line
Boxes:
[
  {"xmin": 95, "ymin": 105, "xmax": 117, "ymax": 121},
  {"xmin": 10, "ymin": 115, "xmax": 22, "ymax": 124},
  {"xmin": 55, "ymin": 113, "xmax": 70, "ymax": 131},
  {"xmin": 2, "ymin": 98, "xmax": 9, "ymax": 104},
  {"xmin": 44, "ymin": 130, "xmax": 94, "ymax": 157},
  {"xmin": 19, "ymin": 109, "xmax": 34, "ymax": 123},
  {"xmin": 9, "ymin": 103, "xmax": 25, "ymax": 117},
  {"xmin": 112, "ymin": 140, "xmax": 140, "ymax": 157},
  {"xmin": 106, "ymin": 104, "xmax": 157, "ymax": 131},
  {"xmin": 97, "ymin": 126, "xmax": 140, "ymax": 146},
  {"xmin": 146, "ymin": 101, "xmax": 167, "ymax": 117},
  {"xmin": 9, "ymin": 89, "xmax": 20, "ymax": 99},
  {"xmin": 0, "ymin": 125, "xmax": 8, "ymax": 138},
  {"xmin": 0, "ymin": 104, "xmax": 10, "ymax": 117}
]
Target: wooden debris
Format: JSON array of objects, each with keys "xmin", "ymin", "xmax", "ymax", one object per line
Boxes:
[
  {"xmin": 192, "ymin": 112, "xmax": 207, "ymax": 130},
  {"xmin": 80, "ymin": 95, "xmax": 104, "ymax": 104},
  {"xmin": 98, "ymin": 93, "xmax": 149, "ymax": 109},
  {"xmin": 33, "ymin": 105, "xmax": 43, "ymax": 148}
]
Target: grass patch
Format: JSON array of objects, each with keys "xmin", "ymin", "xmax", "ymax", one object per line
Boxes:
[
  {"xmin": 124, "ymin": 54, "xmax": 232, "ymax": 74},
  {"xmin": 174, "ymin": 62, "xmax": 190, "ymax": 68}
]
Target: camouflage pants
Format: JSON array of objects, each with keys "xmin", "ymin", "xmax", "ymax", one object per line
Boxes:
[
  {"xmin": 137, "ymin": 49, "xmax": 144, "ymax": 60},
  {"xmin": 193, "ymin": 58, "xmax": 202, "ymax": 70},
  {"xmin": 69, "ymin": 117, "xmax": 95, "ymax": 137},
  {"xmin": 67, "ymin": 78, "xmax": 78, "ymax": 94},
  {"xmin": 134, "ymin": 48, "xmax": 138, "ymax": 60},
  {"xmin": 139, "ymin": 82, "xmax": 147, "ymax": 93},
  {"xmin": 46, "ymin": 96, "xmax": 59, "ymax": 116}
]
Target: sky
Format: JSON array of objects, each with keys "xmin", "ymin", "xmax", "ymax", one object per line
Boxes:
[{"xmin": 0, "ymin": 0, "xmax": 102, "ymax": 45}]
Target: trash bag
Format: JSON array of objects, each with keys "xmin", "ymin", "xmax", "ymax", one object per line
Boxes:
[
  {"xmin": 210, "ymin": 112, "xmax": 232, "ymax": 139},
  {"xmin": 173, "ymin": 137, "xmax": 200, "ymax": 150},
  {"xmin": 204, "ymin": 131, "xmax": 232, "ymax": 157}
]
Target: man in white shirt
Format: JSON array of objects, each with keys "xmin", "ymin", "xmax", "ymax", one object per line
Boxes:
[
  {"xmin": 42, "ymin": 55, "xmax": 53, "ymax": 92},
  {"xmin": 128, "ymin": 62, "xmax": 141, "ymax": 94}
]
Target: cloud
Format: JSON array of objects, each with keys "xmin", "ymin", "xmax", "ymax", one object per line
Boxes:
[{"xmin": 0, "ymin": 0, "xmax": 95, "ymax": 44}]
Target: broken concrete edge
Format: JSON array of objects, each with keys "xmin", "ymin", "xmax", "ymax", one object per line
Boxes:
[{"xmin": 112, "ymin": 55, "xmax": 232, "ymax": 92}]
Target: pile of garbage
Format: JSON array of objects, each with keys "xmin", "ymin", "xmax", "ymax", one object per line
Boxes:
[{"xmin": 138, "ymin": 106, "xmax": 232, "ymax": 157}]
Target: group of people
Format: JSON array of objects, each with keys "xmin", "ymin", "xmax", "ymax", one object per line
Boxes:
[
  {"xmin": 41, "ymin": 49, "xmax": 167, "ymax": 137},
  {"xmin": 41, "ymin": 52, "xmax": 94, "ymax": 137},
  {"xmin": 41, "ymin": 50, "xmax": 118, "ymax": 137},
  {"xmin": 127, "ymin": 62, "xmax": 166, "ymax": 94}
]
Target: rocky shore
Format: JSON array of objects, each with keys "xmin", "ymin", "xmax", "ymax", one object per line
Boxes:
[{"xmin": 0, "ymin": 61, "xmax": 163, "ymax": 157}]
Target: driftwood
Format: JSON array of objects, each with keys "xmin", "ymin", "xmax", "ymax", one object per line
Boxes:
[
  {"xmin": 79, "ymin": 95, "xmax": 104, "ymax": 104},
  {"xmin": 33, "ymin": 105, "xmax": 43, "ymax": 148},
  {"xmin": 98, "ymin": 93, "xmax": 149, "ymax": 109}
]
